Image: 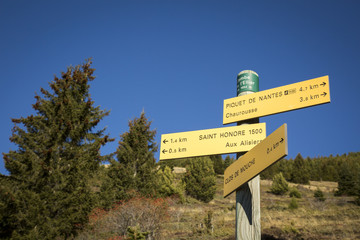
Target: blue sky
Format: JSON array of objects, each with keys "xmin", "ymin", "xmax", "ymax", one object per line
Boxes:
[{"xmin": 1, "ymin": 0, "xmax": 359, "ymax": 175}]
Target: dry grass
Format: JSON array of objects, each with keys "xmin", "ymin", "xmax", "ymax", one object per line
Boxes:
[
  {"xmin": 261, "ymin": 181, "xmax": 360, "ymax": 239},
  {"xmin": 162, "ymin": 176, "xmax": 360, "ymax": 240}
]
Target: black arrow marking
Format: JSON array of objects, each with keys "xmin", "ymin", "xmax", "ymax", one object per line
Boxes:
[
  {"xmin": 320, "ymin": 82, "xmax": 326, "ymax": 87},
  {"xmin": 163, "ymin": 139, "xmax": 168, "ymax": 144},
  {"xmin": 321, "ymin": 92, "xmax": 327, "ymax": 97},
  {"xmin": 162, "ymin": 149, "xmax": 167, "ymax": 154},
  {"xmin": 280, "ymin": 138, "xmax": 284, "ymax": 144}
]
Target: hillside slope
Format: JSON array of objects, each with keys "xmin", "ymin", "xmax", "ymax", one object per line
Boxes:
[{"xmin": 162, "ymin": 176, "xmax": 360, "ymax": 240}]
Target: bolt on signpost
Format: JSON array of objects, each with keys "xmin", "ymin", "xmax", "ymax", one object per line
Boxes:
[{"xmin": 235, "ymin": 70, "xmax": 261, "ymax": 240}]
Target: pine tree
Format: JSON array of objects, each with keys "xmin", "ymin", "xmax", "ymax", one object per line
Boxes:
[
  {"xmin": 290, "ymin": 153, "xmax": 310, "ymax": 184},
  {"xmin": 224, "ymin": 155, "xmax": 234, "ymax": 169},
  {"xmin": 336, "ymin": 160, "xmax": 360, "ymax": 196},
  {"xmin": 314, "ymin": 188, "xmax": 326, "ymax": 202},
  {"xmin": 289, "ymin": 187, "xmax": 302, "ymax": 198},
  {"xmin": 183, "ymin": 157, "xmax": 216, "ymax": 203},
  {"xmin": 2, "ymin": 60, "xmax": 112, "ymax": 239},
  {"xmin": 288, "ymin": 197, "xmax": 299, "ymax": 210},
  {"xmin": 126, "ymin": 225, "xmax": 149, "ymax": 240},
  {"xmin": 270, "ymin": 172, "xmax": 289, "ymax": 195},
  {"xmin": 105, "ymin": 112, "xmax": 158, "ymax": 201},
  {"xmin": 156, "ymin": 166, "xmax": 177, "ymax": 197},
  {"xmin": 0, "ymin": 175, "xmax": 18, "ymax": 239},
  {"xmin": 210, "ymin": 155, "xmax": 224, "ymax": 174}
]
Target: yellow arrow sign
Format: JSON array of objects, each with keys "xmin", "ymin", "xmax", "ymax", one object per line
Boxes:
[
  {"xmin": 160, "ymin": 123, "xmax": 266, "ymax": 161},
  {"xmin": 223, "ymin": 124, "xmax": 288, "ymax": 198},
  {"xmin": 223, "ymin": 76, "xmax": 330, "ymax": 124}
]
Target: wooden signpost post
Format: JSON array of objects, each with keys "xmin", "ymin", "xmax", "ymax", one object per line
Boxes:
[
  {"xmin": 233, "ymin": 70, "xmax": 262, "ymax": 240},
  {"xmin": 159, "ymin": 71, "xmax": 331, "ymax": 240}
]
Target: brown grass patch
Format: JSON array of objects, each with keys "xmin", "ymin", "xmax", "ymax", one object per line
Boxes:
[{"xmin": 162, "ymin": 177, "xmax": 360, "ymax": 240}]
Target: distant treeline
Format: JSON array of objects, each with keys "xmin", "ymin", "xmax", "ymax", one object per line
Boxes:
[
  {"xmin": 162, "ymin": 152, "xmax": 360, "ymax": 197},
  {"xmin": 262, "ymin": 152, "xmax": 360, "ymax": 181},
  {"xmin": 261, "ymin": 152, "xmax": 360, "ymax": 196},
  {"xmin": 160, "ymin": 154, "xmax": 234, "ymax": 175}
]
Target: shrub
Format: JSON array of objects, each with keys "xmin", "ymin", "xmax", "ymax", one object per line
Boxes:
[
  {"xmin": 314, "ymin": 188, "xmax": 326, "ymax": 202},
  {"xmin": 288, "ymin": 197, "xmax": 299, "ymax": 210},
  {"xmin": 156, "ymin": 166, "xmax": 185, "ymax": 201},
  {"xmin": 289, "ymin": 187, "xmax": 302, "ymax": 198},
  {"xmin": 191, "ymin": 209, "xmax": 214, "ymax": 236},
  {"xmin": 126, "ymin": 225, "xmax": 149, "ymax": 240},
  {"xmin": 204, "ymin": 210, "xmax": 214, "ymax": 234},
  {"xmin": 270, "ymin": 173, "xmax": 289, "ymax": 195},
  {"xmin": 183, "ymin": 157, "xmax": 216, "ymax": 203},
  {"xmin": 79, "ymin": 196, "xmax": 170, "ymax": 239},
  {"xmin": 355, "ymin": 197, "xmax": 360, "ymax": 206},
  {"xmin": 283, "ymin": 221, "xmax": 299, "ymax": 234}
]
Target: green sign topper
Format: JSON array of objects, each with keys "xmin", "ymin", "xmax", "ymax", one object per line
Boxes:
[{"xmin": 237, "ymin": 70, "xmax": 259, "ymax": 95}]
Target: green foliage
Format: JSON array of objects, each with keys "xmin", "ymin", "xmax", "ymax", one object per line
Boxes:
[
  {"xmin": 103, "ymin": 112, "xmax": 158, "ymax": 205},
  {"xmin": 0, "ymin": 176, "xmax": 17, "ymax": 239},
  {"xmin": 158, "ymin": 158, "xmax": 190, "ymax": 170},
  {"xmin": 126, "ymin": 225, "xmax": 149, "ymax": 240},
  {"xmin": 224, "ymin": 155, "xmax": 235, "ymax": 169},
  {"xmin": 314, "ymin": 188, "xmax": 326, "ymax": 202},
  {"xmin": 355, "ymin": 196, "xmax": 360, "ymax": 206},
  {"xmin": 283, "ymin": 221, "xmax": 299, "ymax": 234},
  {"xmin": 288, "ymin": 197, "xmax": 299, "ymax": 210},
  {"xmin": 335, "ymin": 156, "xmax": 360, "ymax": 196},
  {"xmin": 118, "ymin": 111, "xmax": 158, "ymax": 195},
  {"xmin": 155, "ymin": 166, "xmax": 185, "ymax": 201},
  {"xmin": 261, "ymin": 153, "xmax": 360, "ymax": 186},
  {"xmin": 2, "ymin": 60, "xmax": 112, "ymax": 239},
  {"xmin": 203, "ymin": 210, "xmax": 214, "ymax": 234},
  {"xmin": 183, "ymin": 157, "xmax": 216, "ymax": 203},
  {"xmin": 160, "ymin": 154, "xmax": 227, "ymax": 175},
  {"xmin": 290, "ymin": 154, "xmax": 310, "ymax": 184},
  {"xmin": 210, "ymin": 155, "xmax": 225, "ymax": 174},
  {"xmin": 156, "ymin": 166, "xmax": 177, "ymax": 197},
  {"xmin": 271, "ymin": 173, "xmax": 289, "ymax": 195},
  {"xmin": 100, "ymin": 161, "xmax": 131, "ymax": 208},
  {"xmin": 190, "ymin": 209, "xmax": 214, "ymax": 236},
  {"xmin": 261, "ymin": 158, "xmax": 293, "ymax": 181},
  {"xmin": 356, "ymin": 169, "xmax": 360, "ymax": 205},
  {"xmin": 289, "ymin": 187, "xmax": 302, "ymax": 198}
]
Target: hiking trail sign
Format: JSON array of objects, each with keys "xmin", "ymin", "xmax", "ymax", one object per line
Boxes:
[
  {"xmin": 223, "ymin": 124, "xmax": 288, "ymax": 198},
  {"xmin": 223, "ymin": 75, "xmax": 330, "ymax": 124},
  {"xmin": 158, "ymin": 71, "xmax": 330, "ymax": 240},
  {"xmin": 160, "ymin": 123, "xmax": 266, "ymax": 161}
]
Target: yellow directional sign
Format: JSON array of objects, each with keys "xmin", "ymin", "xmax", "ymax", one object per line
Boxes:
[
  {"xmin": 223, "ymin": 76, "xmax": 330, "ymax": 124},
  {"xmin": 223, "ymin": 124, "xmax": 288, "ymax": 198},
  {"xmin": 160, "ymin": 123, "xmax": 266, "ymax": 161}
]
